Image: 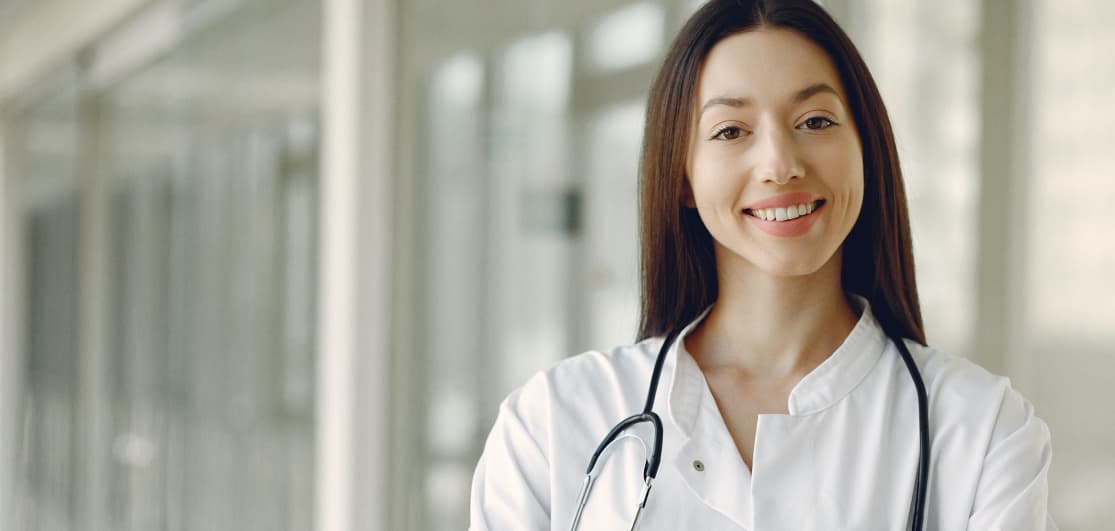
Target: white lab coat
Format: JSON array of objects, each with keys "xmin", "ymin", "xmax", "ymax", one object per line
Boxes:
[{"xmin": 469, "ymin": 297, "xmax": 1056, "ymax": 530}]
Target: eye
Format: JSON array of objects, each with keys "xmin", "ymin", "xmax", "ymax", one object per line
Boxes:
[
  {"xmin": 799, "ymin": 116, "xmax": 837, "ymax": 130},
  {"xmin": 711, "ymin": 125, "xmax": 744, "ymax": 141}
]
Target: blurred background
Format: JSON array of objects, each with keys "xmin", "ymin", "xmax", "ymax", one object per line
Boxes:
[{"xmin": 0, "ymin": 0, "xmax": 1111, "ymax": 529}]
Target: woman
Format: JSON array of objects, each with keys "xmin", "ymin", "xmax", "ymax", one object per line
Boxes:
[{"xmin": 470, "ymin": 0, "xmax": 1055, "ymax": 529}]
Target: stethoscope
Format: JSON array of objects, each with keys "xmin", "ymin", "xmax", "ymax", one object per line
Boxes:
[{"xmin": 569, "ymin": 324, "xmax": 931, "ymax": 531}]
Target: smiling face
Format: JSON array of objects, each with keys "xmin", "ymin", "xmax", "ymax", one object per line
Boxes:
[{"xmin": 686, "ymin": 28, "xmax": 864, "ymax": 279}]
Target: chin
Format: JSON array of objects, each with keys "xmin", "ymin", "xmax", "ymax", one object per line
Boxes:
[
  {"xmin": 712, "ymin": 237, "xmax": 843, "ymax": 280},
  {"xmin": 756, "ymin": 256, "xmax": 830, "ymax": 278},
  {"xmin": 739, "ymin": 244, "xmax": 842, "ymax": 279}
]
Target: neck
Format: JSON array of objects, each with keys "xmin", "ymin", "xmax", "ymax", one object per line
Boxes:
[{"xmin": 686, "ymin": 247, "xmax": 860, "ymax": 381}]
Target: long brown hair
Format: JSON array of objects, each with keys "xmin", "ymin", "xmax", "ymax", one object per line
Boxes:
[{"xmin": 637, "ymin": 0, "xmax": 925, "ymax": 345}]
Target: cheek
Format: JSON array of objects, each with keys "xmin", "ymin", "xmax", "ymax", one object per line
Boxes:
[
  {"xmin": 840, "ymin": 157, "xmax": 866, "ymax": 234},
  {"xmin": 688, "ymin": 151, "xmax": 736, "ymax": 206},
  {"xmin": 846, "ymin": 156, "xmax": 865, "ymax": 205},
  {"xmin": 817, "ymin": 142, "xmax": 864, "ymax": 203}
]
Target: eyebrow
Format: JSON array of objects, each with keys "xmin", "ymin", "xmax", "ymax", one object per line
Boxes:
[{"xmin": 699, "ymin": 83, "xmax": 841, "ymax": 118}]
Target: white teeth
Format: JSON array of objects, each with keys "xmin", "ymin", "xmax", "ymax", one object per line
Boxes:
[{"xmin": 749, "ymin": 201, "xmax": 818, "ymax": 221}]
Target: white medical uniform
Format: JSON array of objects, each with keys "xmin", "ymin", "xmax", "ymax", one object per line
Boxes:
[{"xmin": 469, "ymin": 296, "xmax": 1056, "ymax": 530}]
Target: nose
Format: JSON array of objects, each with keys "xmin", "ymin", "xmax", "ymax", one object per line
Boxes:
[{"xmin": 754, "ymin": 126, "xmax": 804, "ymax": 185}]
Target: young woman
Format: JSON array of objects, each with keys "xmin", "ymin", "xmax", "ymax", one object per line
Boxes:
[{"xmin": 470, "ymin": 1, "xmax": 1055, "ymax": 529}]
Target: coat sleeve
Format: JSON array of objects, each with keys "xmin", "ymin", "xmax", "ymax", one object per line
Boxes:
[
  {"xmin": 469, "ymin": 373, "xmax": 552, "ymax": 530},
  {"xmin": 967, "ymin": 386, "xmax": 1057, "ymax": 530}
]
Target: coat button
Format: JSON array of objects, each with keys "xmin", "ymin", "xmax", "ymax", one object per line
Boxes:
[{"xmin": 692, "ymin": 459, "xmax": 705, "ymax": 472}]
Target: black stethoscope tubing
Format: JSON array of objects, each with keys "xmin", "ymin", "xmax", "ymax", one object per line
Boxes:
[{"xmin": 573, "ymin": 325, "xmax": 931, "ymax": 531}]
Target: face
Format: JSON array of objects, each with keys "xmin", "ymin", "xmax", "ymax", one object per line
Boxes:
[{"xmin": 686, "ymin": 28, "xmax": 864, "ymax": 279}]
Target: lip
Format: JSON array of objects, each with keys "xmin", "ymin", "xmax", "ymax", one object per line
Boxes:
[
  {"xmin": 743, "ymin": 200, "xmax": 825, "ymax": 238},
  {"xmin": 743, "ymin": 192, "xmax": 822, "ymax": 211}
]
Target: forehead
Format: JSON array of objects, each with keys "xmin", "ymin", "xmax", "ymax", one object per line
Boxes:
[{"xmin": 697, "ymin": 28, "xmax": 844, "ymax": 103}]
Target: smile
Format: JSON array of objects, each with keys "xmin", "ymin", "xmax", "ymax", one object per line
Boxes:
[{"xmin": 743, "ymin": 199, "xmax": 826, "ymax": 222}]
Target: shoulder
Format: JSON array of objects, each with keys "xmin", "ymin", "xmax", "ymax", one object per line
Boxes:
[
  {"xmin": 503, "ymin": 338, "xmax": 664, "ymax": 416},
  {"xmin": 905, "ymin": 340, "xmax": 1046, "ymax": 416},
  {"xmin": 903, "ymin": 340, "xmax": 1011, "ymax": 405},
  {"xmin": 481, "ymin": 338, "xmax": 668, "ymax": 480},
  {"xmin": 492, "ymin": 337, "xmax": 673, "ymax": 455},
  {"xmin": 900, "ymin": 339, "xmax": 1052, "ymax": 458}
]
